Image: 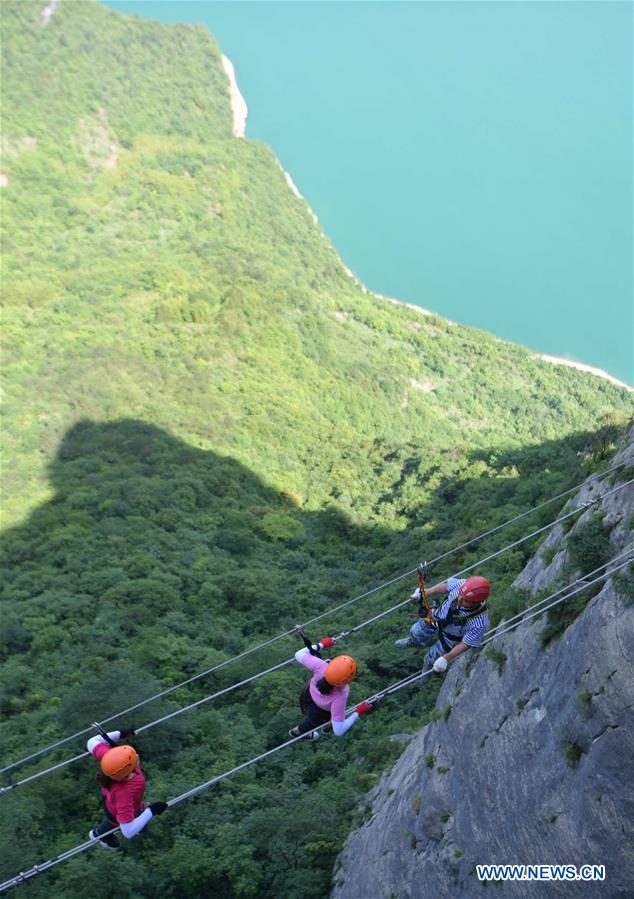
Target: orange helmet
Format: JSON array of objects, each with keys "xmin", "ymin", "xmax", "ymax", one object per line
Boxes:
[
  {"xmin": 101, "ymin": 745, "xmax": 138, "ymax": 781},
  {"xmin": 324, "ymin": 655, "xmax": 357, "ymax": 686},
  {"xmin": 459, "ymin": 576, "xmax": 490, "ymax": 604}
]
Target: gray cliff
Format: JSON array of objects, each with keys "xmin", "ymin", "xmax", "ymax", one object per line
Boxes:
[{"xmin": 332, "ymin": 434, "xmax": 633, "ymax": 899}]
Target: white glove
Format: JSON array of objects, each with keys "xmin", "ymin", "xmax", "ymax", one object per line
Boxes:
[
  {"xmin": 433, "ymin": 656, "xmax": 448, "ymax": 673},
  {"xmin": 410, "ymin": 588, "xmax": 422, "ymax": 601}
]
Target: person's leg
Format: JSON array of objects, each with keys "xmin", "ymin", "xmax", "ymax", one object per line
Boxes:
[
  {"xmin": 298, "ymin": 702, "xmax": 330, "ymax": 734},
  {"xmin": 290, "ymin": 696, "xmax": 331, "ymax": 739},
  {"xmin": 299, "ymin": 682, "xmax": 311, "ymax": 715},
  {"xmin": 90, "ymin": 802, "xmax": 121, "ymax": 849},
  {"xmin": 395, "ymin": 620, "xmax": 437, "ymax": 648}
]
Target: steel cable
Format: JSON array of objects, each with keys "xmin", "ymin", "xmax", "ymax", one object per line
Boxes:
[
  {"xmin": 1, "ymin": 553, "xmax": 630, "ymax": 893},
  {"xmin": 3, "ymin": 458, "xmax": 627, "ymax": 775},
  {"xmin": 2, "ymin": 476, "xmax": 631, "ymax": 794}
]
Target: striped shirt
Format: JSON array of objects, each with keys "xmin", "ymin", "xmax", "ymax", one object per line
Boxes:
[{"xmin": 433, "ymin": 577, "xmax": 489, "ymax": 647}]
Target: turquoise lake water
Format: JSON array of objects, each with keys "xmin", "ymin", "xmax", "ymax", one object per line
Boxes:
[{"xmin": 105, "ymin": 1, "xmax": 633, "ymax": 385}]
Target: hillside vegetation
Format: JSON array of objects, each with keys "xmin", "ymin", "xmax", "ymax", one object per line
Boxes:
[{"xmin": 1, "ymin": 2, "xmax": 632, "ymax": 896}]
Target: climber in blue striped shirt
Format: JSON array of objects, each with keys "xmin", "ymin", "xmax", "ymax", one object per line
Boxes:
[{"xmin": 395, "ymin": 575, "xmax": 490, "ymax": 673}]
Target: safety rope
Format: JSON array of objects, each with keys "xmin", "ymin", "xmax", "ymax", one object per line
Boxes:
[
  {"xmin": 1, "ymin": 553, "xmax": 630, "ymax": 893},
  {"xmin": 3, "ymin": 458, "xmax": 627, "ymax": 777},
  {"xmin": 2, "ymin": 476, "xmax": 631, "ymax": 794}
]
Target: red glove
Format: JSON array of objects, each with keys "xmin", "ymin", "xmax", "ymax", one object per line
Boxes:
[
  {"xmin": 355, "ymin": 701, "xmax": 374, "ymax": 716},
  {"xmin": 320, "ymin": 637, "xmax": 335, "ymax": 648}
]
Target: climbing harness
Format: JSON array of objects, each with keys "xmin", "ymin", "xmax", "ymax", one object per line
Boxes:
[{"xmin": 436, "ymin": 598, "xmax": 488, "ymax": 651}]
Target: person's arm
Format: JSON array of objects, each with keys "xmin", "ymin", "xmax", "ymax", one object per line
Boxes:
[
  {"xmin": 433, "ymin": 640, "xmax": 472, "ymax": 672},
  {"xmin": 87, "ymin": 727, "xmax": 136, "ymax": 758},
  {"xmin": 425, "ymin": 581, "xmax": 449, "ymax": 598},
  {"xmin": 120, "ymin": 808, "xmax": 153, "ymax": 838},
  {"xmin": 294, "ymin": 647, "xmax": 327, "ymax": 675},
  {"xmin": 411, "ymin": 580, "xmax": 448, "ymax": 601},
  {"xmin": 118, "ymin": 802, "xmax": 168, "ymax": 839},
  {"xmin": 87, "ymin": 731, "xmax": 121, "ymax": 758},
  {"xmin": 330, "ymin": 694, "xmax": 375, "ymax": 736},
  {"xmin": 443, "ymin": 640, "xmax": 471, "ymax": 662},
  {"xmin": 433, "ymin": 612, "xmax": 487, "ymax": 671},
  {"xmin": 462, "ymin": 618, "xmax": 487, "ymax": 649},
  {"xmin": 331, "ymin": 713, "xmax": 358, "ymax": 737}
]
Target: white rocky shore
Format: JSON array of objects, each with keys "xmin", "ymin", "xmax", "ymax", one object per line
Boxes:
[
  {"xmin": 221, "ymin": 54, "xmax": 247, "ymax": 138},
  {"xmin": 537, "ymin": 353, "xmax": 632, "ymax": 392}
]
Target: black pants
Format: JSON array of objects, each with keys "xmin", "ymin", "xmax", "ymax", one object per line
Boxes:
[
  {"xmin": 93, "ymin": 800, "xmax": 120, "ymax": 847},
  {"xmin": 298, "ymin": 682, "xmax": 331, "ymax": 734}
]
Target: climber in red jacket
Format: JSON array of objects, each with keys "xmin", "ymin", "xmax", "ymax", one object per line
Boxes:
[{"xmin": 87, "ymin": 727, "xmax": 168, "ymax": 849}]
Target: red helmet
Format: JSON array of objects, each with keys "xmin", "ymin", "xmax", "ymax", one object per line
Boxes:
[{"xmin": 459, "ymin": 576, "xmax": 490, "ymax": 604}]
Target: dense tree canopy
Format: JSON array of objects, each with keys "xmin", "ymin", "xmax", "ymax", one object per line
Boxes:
[{"xmin": 1, "ymin": 1, "xmax": 632, "ymax": 895}]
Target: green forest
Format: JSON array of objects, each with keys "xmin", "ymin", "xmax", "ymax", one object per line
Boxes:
[{"xmin": 1, "ymin": 2, "xmax": 633, "ymax": 896}]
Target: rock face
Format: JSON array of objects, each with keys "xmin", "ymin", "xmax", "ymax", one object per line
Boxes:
[{"xmin": 332, "ymin": 436, "xmax": 633, "ymax": 899}]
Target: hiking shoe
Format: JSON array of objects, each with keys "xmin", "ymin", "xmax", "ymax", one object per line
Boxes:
[
  {"xmin": 394, "ymin": 636, "xmax": 416, "ymax": 648},
  {"xmin": 289, "ymin": 728, "xmax": 320, "ymax": 741},
  {"xmin": 89, "ymin": 828, "xmax": 120, "ymax": 850}
]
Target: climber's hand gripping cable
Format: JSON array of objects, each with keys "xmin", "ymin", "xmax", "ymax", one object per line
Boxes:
[
  {"xmin": 92, "ymin": 722, "xmax": 117, "ymax": 747},
  {"xmin": 92, "ymin": 722, "xmax": 137, "ymax": 745},
  {"xmin": 294, "ymin": 625, "xmax": 335, "ymax": 657}
]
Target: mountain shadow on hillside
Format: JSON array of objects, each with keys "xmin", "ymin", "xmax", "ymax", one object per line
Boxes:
[
  {"xmin": 0, "ymin": 417, "xmax": 626, "ymax": 897},
  {"xmin": 1, "ymin": 417, "xmax": 621, "ymax": 733}
]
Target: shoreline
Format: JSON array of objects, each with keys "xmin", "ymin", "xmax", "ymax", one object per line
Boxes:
[
  {"xmin": 222, "ymin": 58, "xmax": 631, "ymax": 394},
  {"xmin": 536, "ymin": 353, "xmax": 632, "ymax": 392}
]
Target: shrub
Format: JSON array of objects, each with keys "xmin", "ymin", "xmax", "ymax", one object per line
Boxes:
[
  {"xmin": 563, "ymin": 742, "xmax": 584, "ymax": 766},
  {"xmin": 485, "ymin": 646, "xmax": 507, "ymax": 675},
  {"xmin": 431, "ymin": 703, "xmax": 452, "ymax": 722},
  {"xmin": 568, "ymin": 512, "xmax": 611, "ymax": 574},
  {"xmin": 613, "ymin": 568, "xmax": 634, "ymax": 607}
]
